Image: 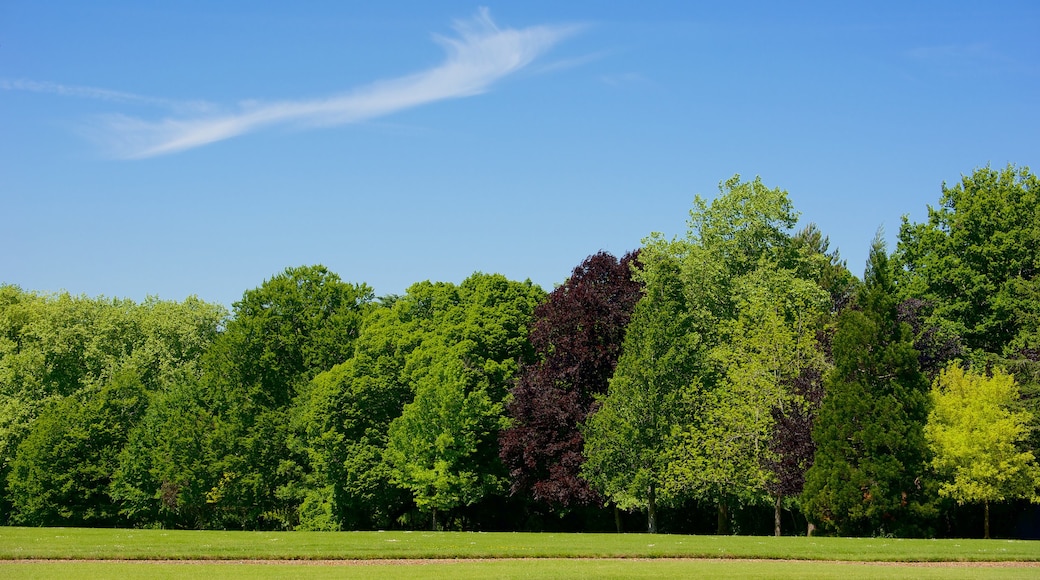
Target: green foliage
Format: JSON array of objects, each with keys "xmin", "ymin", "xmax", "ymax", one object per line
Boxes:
[
  {"xmin": 7, "ymin": 164, "xmax": 1040, "ymax": 537},
  {"xmin": 896, "ymin": 164, "xmax": 1040, "ymax": 357},
  {"xmin": 582, "ymin": 246, "xmax": 701, "ymax": 532},
  {"xmin": 803, "ymin": 236, "xmax": 935, "ymax": 536},
  {"xmin": 0, "ymin": 286, "xmax": 224, "ymax": 520},
  {"xmin": 206, "ymin": 265, "xmax": 373, "ymax": 408},
  {"xmin": 7, "ymin": 370, "xmax": 148, "ymax": 526},
  {"xmin": 290, "ymin": 308, "xmax": 412, "ymax": 530},
  {"xmin": 383, "ymin": 273, "xmax": 544, "ymax": 527},
  {"xmin": 925, "ymin": 365, "xmax": 1040, "ymax": 536},
  {"xmin": 584, "ymin": 176, "xmax": 830, "ymax": 533},
  {"xmin": 667, "ymin": 266, "xmax": 828, "ymax": 504},
  {"xmin": 108, "ymin": 265, "xmax": 372, "ymax": 529},
  {"xmin": 111, "ymin": 375, "xmax": 222, "ymax": 528},
  {"xmin": 387, "ymin": 347, "xmax": 508, "ymax": 523}
]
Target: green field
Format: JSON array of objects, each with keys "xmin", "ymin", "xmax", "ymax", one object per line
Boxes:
[{"xmin": 2, "ymin": 528, "xmax": 1038, "ymax": 579}]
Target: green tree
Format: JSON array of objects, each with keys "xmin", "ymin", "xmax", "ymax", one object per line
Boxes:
[
  {"xmin": 290, "ymin": 305, "xmax": 412, "ymax": 531},
  {"xmin": 584, "ymin": 175, "xmax": 824, "ymax": 534},
  {"xmin": 896, "ymin": 164, "xmax": 1039, "ymax": 357},
  {"xmin": 7, "ymin": 370, "xmax": 147, "ymax": 526},
  {"xmin": 207, "ymin": 265, "xmax": 373, "ymax": 409},
  {"xmin": 111, "ymin": 375, "xmax": 222, "ymax": 528},
  {"xmin": 803, "ymin": 235, "xmax": 935, "ymax": 536},
  {"xmin": 925, "ymin": 365, "xmax": 1040, "ymax": 538},
  {"xmin": 663, "ymin": 175, "xmax": 817, "ymax": 533},
  {"xmin": 386, "ymin": 345, "xmax": 507, "ymax": 529},
  {"xmin": 0, "ymin": 286, "xmax": 224, "ymax": 520},
  {"xmin": 581, "ymin": 247, "xmax": 700, "ymax": 533},
  {"xmin": 667, "ymin": 265, "xmax": 828, "ymax": 534},
  {"xmin": 112, "ymin": 265, "xmax": 371, "ymax": 529},
  {"xmin": 383, "ymin": 274, "xmax": 543, "ymax": 529}
]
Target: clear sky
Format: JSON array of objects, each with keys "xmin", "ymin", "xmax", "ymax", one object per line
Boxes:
[{"xmin": 2, "ymin": 1, "xmax": 1037, "ymax": 307}]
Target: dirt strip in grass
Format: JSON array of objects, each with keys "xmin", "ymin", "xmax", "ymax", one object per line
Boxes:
[{"xmin": 4, "ymin": 558, "xmax": 1040, "ymax": 567}]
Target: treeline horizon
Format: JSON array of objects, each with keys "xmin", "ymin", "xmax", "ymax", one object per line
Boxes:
[{"xmin": 1, "ymin": 164, "xmax": 1038, "ymax": 538}]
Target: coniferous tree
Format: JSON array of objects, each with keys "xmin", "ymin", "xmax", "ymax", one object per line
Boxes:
[{"xmin": 803, "ymin": 235, "xmax": 935, "ymax": 536}]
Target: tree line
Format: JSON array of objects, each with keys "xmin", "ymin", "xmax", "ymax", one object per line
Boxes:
[{"xmin": 1, "ymin": 165, "xmax": 1038, "ymax": 537}]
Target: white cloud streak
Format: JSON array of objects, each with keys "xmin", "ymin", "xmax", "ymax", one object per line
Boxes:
[
  {"xmin": 82, "ymin": 8, "xmax": 578, "ymax": 159},
  {"xmin": 0, "ymin": 78, "xmax": 214, "ymax": 113}
]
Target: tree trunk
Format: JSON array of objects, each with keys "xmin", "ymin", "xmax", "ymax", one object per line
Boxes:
[
  {"xmin": 716, "ymin": 499, "xmax": 730, "ymax": 535},
  {"xmin": 984, "ymin": 500, "xmax": 990, "ymax": 539},
  {"xmin": 432, "ymin": 508, "xmax": 438, "ymax": 531},
  {"xmin": 614, "ymin": 504, "xmax": 623, "ymax": 534},
  {"xmin": 647, "ymin": 483, "xmax": 658, "ymax": 534},
  {"xmin": 774, "ymin": 495, "xmax": 782, "ymax": 537}
]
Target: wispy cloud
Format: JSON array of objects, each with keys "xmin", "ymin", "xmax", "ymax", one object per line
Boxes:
[
  {"xmin": 0, "ymin": 78, "xmax": 214, "ymax": 114},
  {"xmin": 74, "ymin": 8, "xmax": 578, "ymax": 159}
]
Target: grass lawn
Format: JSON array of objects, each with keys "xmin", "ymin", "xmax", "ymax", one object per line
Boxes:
[
  {"xmin": 2, "ymin": 559, "xmax": 1040, "ymax": 580},
  {"xmin": 1, "ymin": 528, "xmax": 1038, "ymax": 579},
  {"xmin": 1, "ymin": 527, "xmax": 1038, "ymax": 562}
]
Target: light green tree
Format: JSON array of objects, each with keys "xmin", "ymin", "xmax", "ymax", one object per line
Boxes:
[
  {"xmin": 666, "ymin": 265, "xmax": 827, "ymax": 532},
  {"xmin": 925, "ymin": 365, "xmax": 1040, "ymax": 538},
  {"xmin": 581, "ymin": 246, "xmax": 701, "ymax": 533},
  {"xmin": 0, "ymin": 285, "xmax": 224, "ymax": 521},
  {"xmin": 290, "ymin": 306, "xmax": 413, "ymax": 531},
  {"xmin": 666, "ymin": 175, "xmax": 819, "ymax": 532}
]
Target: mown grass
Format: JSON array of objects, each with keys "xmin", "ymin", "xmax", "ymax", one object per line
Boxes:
[
  {"xmin": 0, "ymin": 527, "xmax": 1038, "ymax": 562},
  {"xmin": 2, "ymin": 559, "xmax": 1040, "ymax": 580}
]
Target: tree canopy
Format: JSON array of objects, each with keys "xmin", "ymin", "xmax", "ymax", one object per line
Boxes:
[
  {"xmin": 925, "ymin": 365, "xmax": 1040, "ymax": 538},
  {"xmin": 500, "ymin": 251, "xmax": 642, "ymax": 510},
  {"xmin": 3, "ymin": 165, "xmax": 1038, "ymax": 538}
]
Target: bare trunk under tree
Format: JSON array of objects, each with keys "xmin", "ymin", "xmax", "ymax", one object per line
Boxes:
[
  {"xmin": 774, "ymin": 495, "xmax": 782, "ymax": 536},
  {"xmin": 984, "ymin": 500, "xmax": 990, "ymax": 539},
  {"xmin": 716, "ymin": 499, "xmax": 730, "ymax": 535},
  {"xmin": 647, "ymin": 483, "xmax": 658, "ymax": 533}
]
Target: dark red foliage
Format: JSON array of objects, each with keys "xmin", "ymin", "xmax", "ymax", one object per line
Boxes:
[
  {"xmin": 765, "ymin": 364, "xmax": 824, "ymax": 500},
  {"xmin": 897, "ymin": 298, "xmax": 964, "ymax": 378},
  {"xmin": 499, "ymin": 250, "xmax": 642, "ymax": 508}
]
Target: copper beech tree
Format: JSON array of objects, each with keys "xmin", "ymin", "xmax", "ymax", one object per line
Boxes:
[{"xmin": 499, "ymin": 251, "xmax": 642, "ymax": 510}]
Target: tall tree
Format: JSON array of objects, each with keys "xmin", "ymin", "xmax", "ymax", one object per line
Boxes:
[
  {"xmin": 581, "ymin": 247, "xmax": 700, "ymax": 533},
  {"xmin": 207, "ymin": 265, "xmax": 373, "ymax": 409},
  {"xmin": 499, "ymin": 251, "xmax": 642, "ymax": 510},
  {"xmin": 803, "ymin": 235, "xmax": 935, "ymax": 536},
  {"xmin": 383, "ymin": 273, "xmax": 544, "ymax": 529},
  {"xmin": 386, "ymin": 344, "xmax": 507, "ymax": 529},
  {"xmin": 925, "ymin": 365, "xmax": 1040, "ymax": 538},
  {"xmin": 662, "ymin": 176, "xmax": 821, "ymax": 534},
  {"xmin": 0, "ymin": 286, "xmax": 224, "ymax": 521},
  {"xmin": 666, "ymin": 266, "xmax": 828, "ymax": 535},
  {"xmin": 290, "ymin": 305, "xmax": 412, "ymax": 531},
  {"xmin": 762, "ymin": 225, "xmax": 853, "ymax": 536},
  {"xmin": 111, "ymin": 374, "xmax": 222, "ymax": 528},
  {"xmin": 896, "ymin": 164, "xmax": 1039, "ymax": 357},
  {"xmin": 113, "ymin": 265, "xmax": 372, "ymax": 529}
]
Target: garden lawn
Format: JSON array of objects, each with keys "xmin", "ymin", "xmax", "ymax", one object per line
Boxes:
[
  {"xmin": 2, "ymin": 559, "xmax": 1040, "ymax": 580},
  {"xmin": 1, "ymin": 528, "xmax": 1038, "ymax": 562}
]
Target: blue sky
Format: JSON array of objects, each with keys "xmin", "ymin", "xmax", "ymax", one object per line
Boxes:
[{"xmin": 2, "ymin": 1, "xmax": 1037, "ymax": 307}]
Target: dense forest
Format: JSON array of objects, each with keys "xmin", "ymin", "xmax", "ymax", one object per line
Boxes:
[{"xmin": 2, "ymin": 165, "xmax": 1038, "ymax": 538}]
